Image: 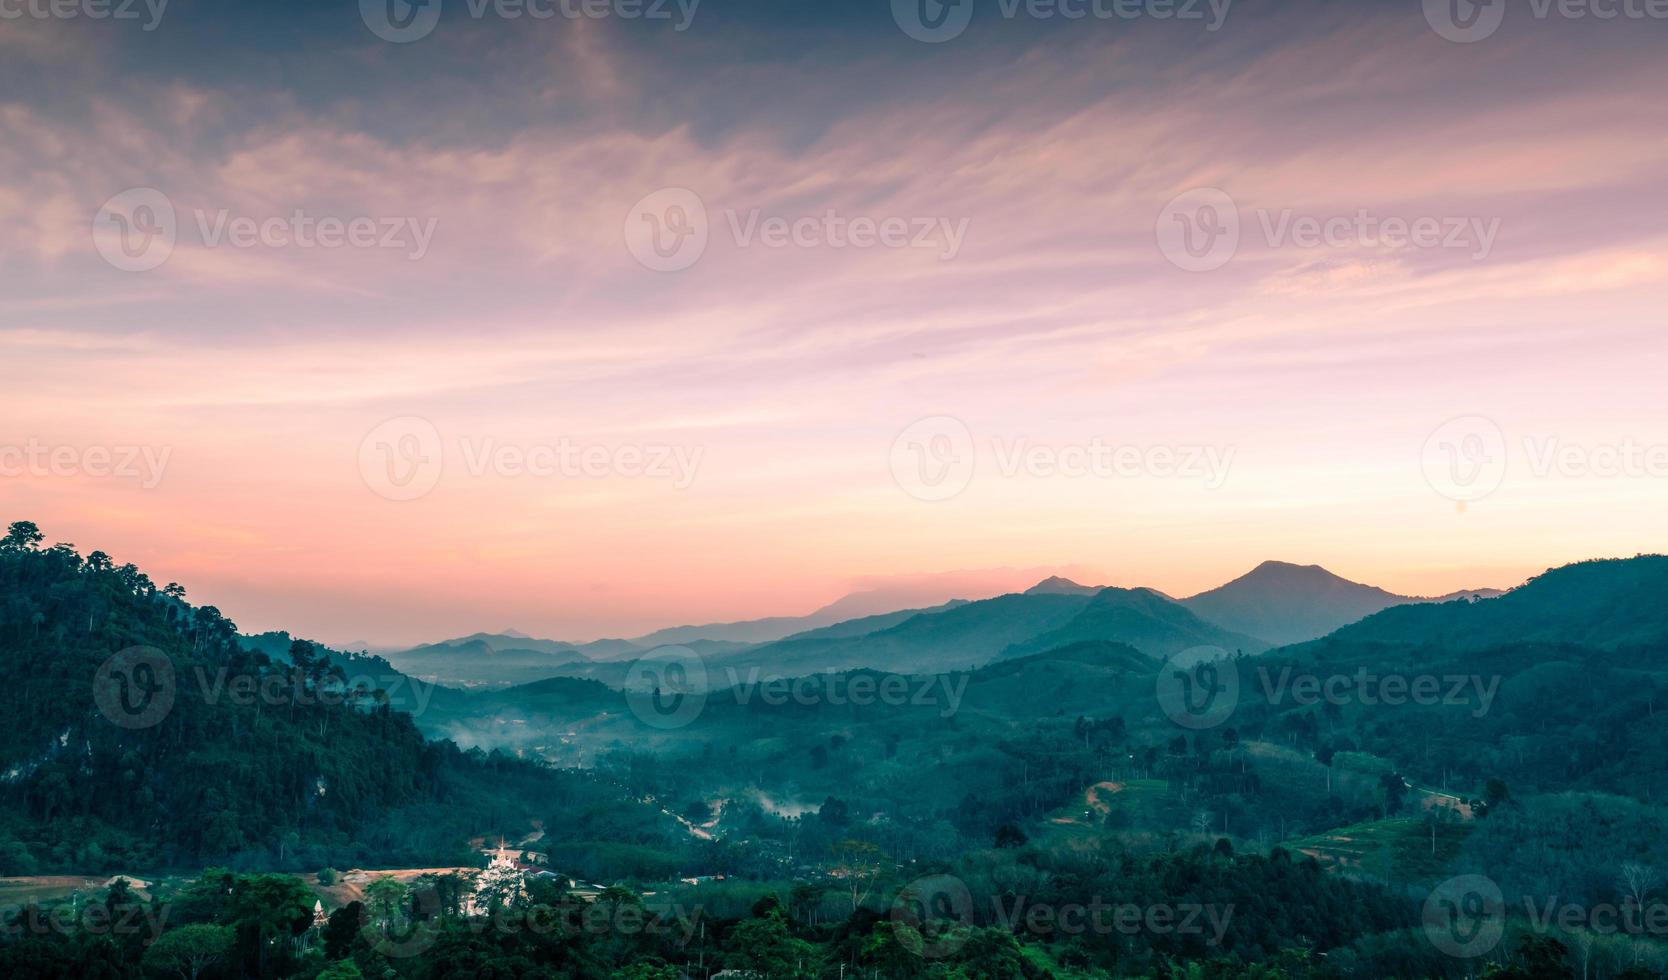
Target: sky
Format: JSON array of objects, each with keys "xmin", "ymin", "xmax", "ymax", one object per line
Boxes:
[{"xmin": 2, "ymin": 0, "xmax": 1666, "ymax": 645}]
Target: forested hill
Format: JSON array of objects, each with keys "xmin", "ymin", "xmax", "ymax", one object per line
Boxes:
[
  {"xmin": 0, "ymin": 521, "xmax": 603, "ymax": 875},
  {"xmin": 1314, "ymin": 555, "xmax": 1668, "ymax": 651}
]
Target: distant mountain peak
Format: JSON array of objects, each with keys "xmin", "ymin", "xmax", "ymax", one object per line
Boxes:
[
  {"xmin": 1025, "ymin": 576, "xmax": 1102, "ymax": 596},
  {"xmin": 998, "ymin": 584, "xmax": 1270, "ymax": 662},
  {"xmin": 1244, "ymin": 560, "xmax": 1356, "ymax": 581},
  {"xmin": 1181, "ymin": 561, "xmax": 1406, "ymax": 647}
]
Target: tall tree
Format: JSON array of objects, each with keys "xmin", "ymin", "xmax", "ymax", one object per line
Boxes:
[
  {"xmin": 1, "ymin": 520, "xmax": 42, "ymax": 551},
  {"xmin": 140, "ymin": 923, "xmax": 233, "ymax": 980}
]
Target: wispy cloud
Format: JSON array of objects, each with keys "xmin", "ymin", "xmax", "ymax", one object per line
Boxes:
[{"xmin": 4, "ymin": 4, "xmax": 1666, "ymax": 641}]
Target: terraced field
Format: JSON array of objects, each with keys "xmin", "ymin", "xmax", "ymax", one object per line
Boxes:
[{"xmin": 1285, "ymin": 815, "xmax": 1471, "ymax": 885}]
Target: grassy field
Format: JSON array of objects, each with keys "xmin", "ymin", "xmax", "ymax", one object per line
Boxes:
[
  {"xmin": 0, "ymin": 873, "xmax": 179, "ymax": 905},
  {"xmin": 1284, "ymin": 815, "xmax": 1471, "ymax": 885},
  {"xmin": 1039, "ymin": 777, "xmax": 1186, "ymax": 846}
]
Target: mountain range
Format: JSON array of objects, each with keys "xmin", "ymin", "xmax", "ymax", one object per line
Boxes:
[
  {"xmin": 383, "ymin": 561, "xmax": 1506, "ymax": 686},
  {"xmin": 8, "ymin": 515, "xmax": 1667, "ymax": 884},
  {"xmin": 424, "ymin": 552, "xmax": 1668, "ymax": 786},
  {"xmin": 8, "ymin": 521, "xmax": 1666, "ymax": 980}
]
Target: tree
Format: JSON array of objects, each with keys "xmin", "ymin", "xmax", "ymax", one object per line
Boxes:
[
  {"xmin": 2, "ymin": 521, "xmax": 43, "ymax": 551},
  {"xmin": 0, "ymin": 835, "xmax": 38, "ymax": 875},
  {"xmin": 104, "ymin": 875, "xmax": 134, "ymax": 915},
  {"xmin": 323, "ymin": 901, "xmax": 366, "ymax": 959},
  {"xmin": 830, "ymin": 839, "xmax": 886, "ymax": 912},
  {"xmin": 1314, "ymin": 745, "xmax": 1336, "ymax": 794},
  {"xmin": 860, "ymin": 917, "xmax": 924, "ymax": 979},
  {"xmin": 955, "ymin": 928, "xmax": 1037, "ymax": 978},
  {"xmin": 364, "ymin": 876, "xmax": 408, "ymax": 925},
  {"xmin": 1484, "ymin": 778, "xmax": 1512, "ymax": 812},
  {"xmin": 788, "ymin": 882, "xmax": 826, "ymax": 926},
  {"xmin": 818, "ymin": 796, "xmax": 849, "ymax": 826},
  {"xmin": 141, "ymin": 923, "xmax": 232, "ymax": 980},
  {"xmin": 1379, "ymin": 771, "xmax": 1407, "ymax": 816},
  {"xmin": 1426, "ymin": 805, "xmax": 1452, "ymax": 856},
  {"xmin": 724, "ymin": 906, "xmax": 819, "ymax": 979},
  {"xmin": 1618, "ymin": 861, "xmax": 1659, "ymax": 913},
  {"xmin": 223, "ymin": 874, "xmax": 316, "ymax": 977},
  {"xmin": 414, "ymin": 871, "xmax": 475, "ymax": 919},
  {"xmin": 1491, "ymin": 935, "xmax": 1573, "ymax": 980}
]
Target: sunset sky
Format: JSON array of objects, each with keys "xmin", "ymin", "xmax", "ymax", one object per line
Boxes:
[{"xmin": 3, "ymin": 0, "xmax": 1666, "ymax": 645}]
